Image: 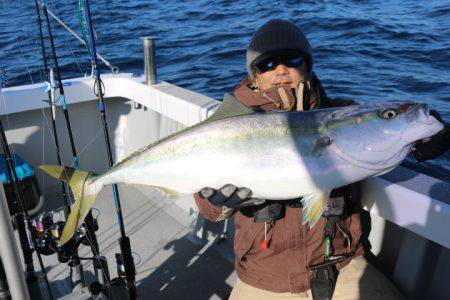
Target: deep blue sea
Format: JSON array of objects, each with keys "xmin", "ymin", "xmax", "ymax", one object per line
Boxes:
[{"xmin": 0, "ymin": 0, "xmax": 449, "ymax": 173}]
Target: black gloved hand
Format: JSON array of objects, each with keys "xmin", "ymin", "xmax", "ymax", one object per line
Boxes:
[
  {"xmin": 199, "ymin": 184, "xmax": 266, "ymax": 208},
  {"xmin": 411, "ymin": 110, "xmax": 450, "ymax": 162}
]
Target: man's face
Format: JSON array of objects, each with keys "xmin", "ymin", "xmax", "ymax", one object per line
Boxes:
[{"xmin": 253, "ymin": 53, "xmax": 307, "ymax": 91}]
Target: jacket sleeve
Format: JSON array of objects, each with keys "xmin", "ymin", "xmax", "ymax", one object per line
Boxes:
[{"xmin": 194, "ymin": 192, "xmax": 236, "ymax": 222}]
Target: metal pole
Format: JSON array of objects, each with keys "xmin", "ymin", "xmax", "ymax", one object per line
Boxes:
[
  {"xmin": 141, "ymin": 37, "xmax": 157, "ymax": 85},
  {"xmin": 0, "ymin": 178, "xmax": 30, "ymax": 300},
  {"xmin": 0, "ymin": 260, "xmax": 10, "ymax": 299}
]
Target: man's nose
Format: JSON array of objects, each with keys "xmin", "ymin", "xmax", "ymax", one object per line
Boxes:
[{"xmin": 274, "ymin": 63, "xmax": 289, "ymax": 75}]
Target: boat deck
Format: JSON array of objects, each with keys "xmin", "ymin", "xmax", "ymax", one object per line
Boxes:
[{"xmin": 34, "ymin": 186, "xmax": 236, "ymax": 299}]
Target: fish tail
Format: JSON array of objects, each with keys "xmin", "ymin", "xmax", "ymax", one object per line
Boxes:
[{"xmin": 39, "ymin": 165, "xmax": 100, "ymax": 245}]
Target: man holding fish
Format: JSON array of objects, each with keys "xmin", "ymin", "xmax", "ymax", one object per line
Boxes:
[
  {"xmin": 39, "ymin": 19, "xmax": 449, "ymax": 300},
  {"xmin": 194, "ymin": 19, "xmax": 450, "ymax": 300}
]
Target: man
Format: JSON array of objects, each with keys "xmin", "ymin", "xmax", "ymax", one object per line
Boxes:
[{"xmin": 195, "ymin": 19, "xmax": 449, "ymax": 299}]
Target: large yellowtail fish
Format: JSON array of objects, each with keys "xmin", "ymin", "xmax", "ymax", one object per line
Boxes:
[{"xmin": 39, "ymin": 95, "xmax": 443, "ymax": 245}]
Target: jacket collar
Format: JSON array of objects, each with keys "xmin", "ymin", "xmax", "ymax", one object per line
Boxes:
[{"xmin": 234, "ymin": 72, "xmax": 322, "ymax": 112}]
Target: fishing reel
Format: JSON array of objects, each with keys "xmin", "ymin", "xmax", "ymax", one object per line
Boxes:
[
  {"xmin": 56, "ymin": 224, "xmax": 88, "ymax": 263},
  {"xmin": 30, "ymin": 211, "xmax": 99, "ymax": 262},
  {"xmin": 80, "ymin": 211, "xmax": 99, "ymax": 246},
  {"xmin": 31, "ymin": 212, "xmax": 58, "ymax": 256}
]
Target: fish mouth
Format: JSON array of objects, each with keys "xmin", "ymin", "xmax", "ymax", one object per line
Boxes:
[
  {"xmin": 330, "ymin": 142, "xmax": 412, "ymax": 171},
  {"xmin": 413, "ymin": 103, "xmax": 433, "ymax": 125}
]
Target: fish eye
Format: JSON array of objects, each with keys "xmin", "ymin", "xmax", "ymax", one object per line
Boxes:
[{"xmin": 380, "ymin": 109, "xmax": 398, "ymax": 119}]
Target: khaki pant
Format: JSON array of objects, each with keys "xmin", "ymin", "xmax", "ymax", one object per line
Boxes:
[{"xmin": 229, "ymin": 257, "xmax": 404, "ymax": 300}]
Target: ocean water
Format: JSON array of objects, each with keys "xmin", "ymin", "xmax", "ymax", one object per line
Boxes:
[{"xmin": 0, "ymin": 0, "xmax": 449, "ymax": 173}]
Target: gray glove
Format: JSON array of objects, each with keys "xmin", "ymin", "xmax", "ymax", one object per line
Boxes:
[{"xmin": 199, "ymin": 184, "xmax": 266, "ymax": 208}]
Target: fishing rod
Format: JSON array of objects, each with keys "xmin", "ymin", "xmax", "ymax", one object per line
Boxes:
[
  {"xmin": 0, "ymin": 118, "xmax": 54, "ymax": 300},
  {"xmin": 79, "ymin": 0, "xmax": 138, "ymax": 298},
  {"xmin": 34, "ymin": 0, "xmax": 93, "ymax": 291},
  {"xmin": 39, "ymin": 1, "xmax": 113, "ymax": 294},
  {"xmin": 40, "ymin": 0, "xmax": 101, "ymax": 257},
  {"xmin": 34, "ymin": 0, "xmax": 71, "ymax": 223}
]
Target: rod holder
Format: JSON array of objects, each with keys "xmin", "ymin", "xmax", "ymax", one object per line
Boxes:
[
  {"xmin": 93, "ymin": 256, "xmax": 110, "ymax": 288},
  {"xmin": 141, "ymin": 37, "xmax": 157, "ymax": 85},
  {"xmin": 69, "ymin": 260, "xmax": 86, "ymax": 291}
]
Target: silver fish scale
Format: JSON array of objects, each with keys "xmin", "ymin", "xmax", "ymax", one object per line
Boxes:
[{"xmin": 109, "ymin": 110, "xmax": 330, "ymax": 174}]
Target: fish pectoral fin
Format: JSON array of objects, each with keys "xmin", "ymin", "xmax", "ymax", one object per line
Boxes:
[
  {"xmin": 311, "ymin": 136, "xmax": 332, "ymax": 156},
  {"xmin": 159, "ymin": 187, "xmax": 180, "ymax": 199},
  {"xmin": 123, "ymin": 182, "xmax": 180, "ymax": 198},
  {"xmin": 301, "ymin": 191, "xmax": 329, "ymax": 228}
]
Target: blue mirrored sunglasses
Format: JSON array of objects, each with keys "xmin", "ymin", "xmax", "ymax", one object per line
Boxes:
[{"xmin": 254, "ymin": 54, "xmax": 305, "ymax": 74}]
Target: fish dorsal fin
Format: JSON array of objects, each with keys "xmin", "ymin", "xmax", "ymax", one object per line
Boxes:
[
  {"xmin": 113, "ymin": 94, "xmax": 255, "ymax": 169},
  {"xmin": 204, "ymin": 93, "xmax": 256, "ymax": 124}
]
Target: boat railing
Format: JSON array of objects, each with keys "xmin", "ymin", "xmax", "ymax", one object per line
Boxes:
[{"xmin": 1, "ymin": 74, "xmax": 449, "ymax": 298}]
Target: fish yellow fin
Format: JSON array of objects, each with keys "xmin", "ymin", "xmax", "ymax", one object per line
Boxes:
[
  {"xmin": 124, "ymin": 182, "xmax": 180, "ymax": 199},
  {"xmin": 159, "ymin": 187, "xmax": 180, "ymax": 198},
  {"xmin": 301, "ymin": 191, "xmax": 329, "ymax": 227},
  {"xmin": 39, "ymin": 165, "xmax": 99, "ymax": 245},
  {"xmin": 204, "ymin": 93, "xmax": 256, "ymax": 123}
]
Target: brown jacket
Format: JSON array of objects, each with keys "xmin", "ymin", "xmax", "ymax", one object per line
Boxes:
[{"xmin": 194, "ymin": 75, "xmax": 364, "ymax": 293}]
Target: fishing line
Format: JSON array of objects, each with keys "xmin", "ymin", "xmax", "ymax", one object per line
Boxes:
[
  {"xmin": 41, "ymin": 107, "xmax": 104, "ymax": 165},
  {"xmin": 22, "ymin": 23, "xmax": 43, "ymax": 79},
  {"xmin": 16, "ymin": 39, "xmax": 35, "ymax": 84},
  {"xmin": 132, "ymin": 252, "xmax": 142, "ymax": 266},
  {"xmin": 75, "ymin": 127, "xmax": 104, "ymax": 158},
  {"xmin": 1, "ymin": 0, "xmax": 36, "ymax": 84},
  {"xmin": 39, "ymin": 108, "xmax": 73, "ymax": 205}
]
